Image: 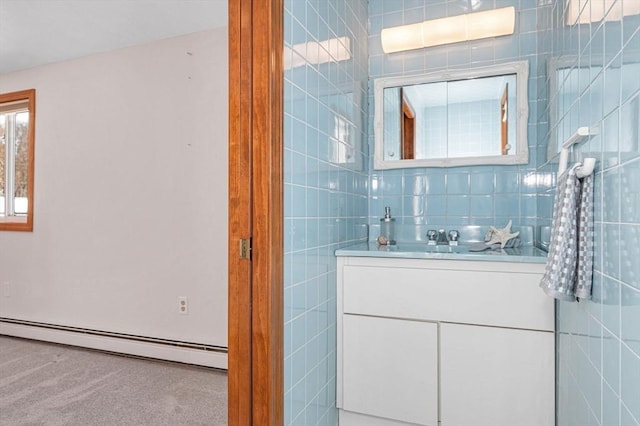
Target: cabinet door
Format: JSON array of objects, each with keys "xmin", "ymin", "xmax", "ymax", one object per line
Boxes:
[
  {"xmin": 342, "ymin": 314, "xmax": 438, "ymax": 426},
  {"xmin": 440, "ymin": 323, "xmax": 555, "ymax": 426}
]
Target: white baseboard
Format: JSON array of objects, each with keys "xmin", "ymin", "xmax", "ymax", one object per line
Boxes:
[{"xmin": 0, "ymin": 322, "xmax": 228, "ymax": 370}]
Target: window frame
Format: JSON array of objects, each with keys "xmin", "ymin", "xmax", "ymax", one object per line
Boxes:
[{"xmin": 0, "ymin": 89, "xmax": 36, "ymax": 231}]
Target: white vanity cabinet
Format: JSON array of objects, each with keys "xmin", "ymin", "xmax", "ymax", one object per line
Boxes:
[{"xmin": 336, "ymin": 256, "xmax": 555, "ymax": 426}]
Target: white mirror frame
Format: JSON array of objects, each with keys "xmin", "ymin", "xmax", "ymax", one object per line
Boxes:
[{"xmin": 373, "ymin": 60, "xmax": 529, "ymax": 169}]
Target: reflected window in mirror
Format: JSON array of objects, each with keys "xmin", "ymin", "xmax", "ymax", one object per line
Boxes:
[
  {"xmin": 0, "ymin": 89, "xmax": 35, "ymax": 231},
  {"xmin": 374, "ymin": 61, "xmax": 528, "ymax": 169},
  {"xmin": 331, "ymin": 113, "xmax": 352, "ymax": 164}
]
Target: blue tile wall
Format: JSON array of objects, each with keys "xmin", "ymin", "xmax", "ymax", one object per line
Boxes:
[
  {"xmin": 537, "ymin": 1, "xmax": 640, "ymax": 424},
  {"xmin": 285, "ymin": 1, "xmax": 640, "ymax": 424},
  {"xmin": 368, "ymin": 0, "xmax": 550, "ymax": 232},
  {"xmin": 283, "ymin": 0, "xmax": 369, "ymax": 425}
]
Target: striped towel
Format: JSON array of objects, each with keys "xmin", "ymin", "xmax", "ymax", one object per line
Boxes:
[{"xmin": 539, "ymin": 163, "xmax": 594, "ymax": 301}]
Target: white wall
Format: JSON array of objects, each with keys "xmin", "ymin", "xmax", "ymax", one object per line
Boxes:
[{"xmin": 0, "ymin": 28, "xmax": 228, "ymax": 348}]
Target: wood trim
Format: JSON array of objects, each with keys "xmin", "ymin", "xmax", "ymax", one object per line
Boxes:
[
  {"xmin": 401, "ymin": 93, "xmax": 415, "ymax": 160},
  {"xmin": 501, "ymin": 83, "xmax": 508, "ymax": 156},
  {"xmin": 0, "ymin": 88, "xmax": 35, "ymax": 232},
  {"xmin": 228, "ymin": 0, "xmax": 283, "ymax": 425},
  {"xmin": 228, "ymin": 0, "xmax": 253, "ymax": 424},
  {"xmin": 251, "ymin": 0, "xmax": 283, "ymax": 423}
]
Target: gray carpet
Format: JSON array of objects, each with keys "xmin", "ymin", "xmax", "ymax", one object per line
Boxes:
[{"xmin": 0, "ymin": 335, "xmax": 227, "ymax": 425}]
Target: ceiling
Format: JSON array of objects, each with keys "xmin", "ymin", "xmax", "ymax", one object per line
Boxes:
[{"xmin": 0, "ymin": 0, "xmax": 228, "ymax": 74}]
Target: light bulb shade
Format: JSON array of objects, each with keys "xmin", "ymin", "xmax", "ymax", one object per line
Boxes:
[
  {"xmin": 380, "ymin": 21, "xmax": 424, "ymax": 54},
  {"xmin": 466, "ymin": 7, "xmax": 515, "ymax": 41},
  {"xmin": 422, "ymin": 14, "xmax": 466, "ymax": 48},
  {"xmin": 381, "ymin": 7, "xmax": 515, "ymax": 53}
]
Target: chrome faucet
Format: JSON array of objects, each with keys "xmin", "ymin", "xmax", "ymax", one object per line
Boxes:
[
  {"xmin": 427, "ymin": 229, "xmax": 460, "ymax": 245},
  {"xmin": 448, "ymin": 230, "xmax": 460, "ymax": 246},
  {"xmin": 436, "ymin": 229, "xmax": 449, "ymax": 245},
  {"xmin": 427, "ymin": 230, "xmax": 438, "ymax": 245}
]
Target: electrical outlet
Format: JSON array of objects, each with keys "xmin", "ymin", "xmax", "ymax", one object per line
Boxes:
[
  {"xmin": 178, "ymin": 296, "xmax": 188, "ymax": 315},
  {"xmin": 2, "ymin": 282, "xmax": 10, "ymax": 298}
]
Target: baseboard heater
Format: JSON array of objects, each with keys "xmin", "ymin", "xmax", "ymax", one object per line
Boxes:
[{"xmin": 0, "ymin": 317, "xmax": 228, "ymax": 370}]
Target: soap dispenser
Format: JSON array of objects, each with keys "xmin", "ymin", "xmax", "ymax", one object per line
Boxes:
[{"xmin": 378, "ymin": 206, "xmax": 396, "ymax": 245}]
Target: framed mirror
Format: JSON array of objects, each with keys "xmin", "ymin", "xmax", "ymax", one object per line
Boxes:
[{"xmin": 374, "ymin": 60, "xmax": 529, "ymax": 169}]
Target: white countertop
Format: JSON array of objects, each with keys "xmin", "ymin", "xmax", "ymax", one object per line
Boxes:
[{"xmin": 335, "ymin": 242, "xmax": 548, "ymax": 264}]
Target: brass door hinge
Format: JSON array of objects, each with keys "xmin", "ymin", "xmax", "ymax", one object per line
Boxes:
[{"xmin": 239, "ymin": 238, "xmax": 252, "ymax": 260}]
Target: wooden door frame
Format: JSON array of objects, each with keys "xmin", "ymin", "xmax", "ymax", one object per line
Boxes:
[
  {"xmin": 228, "ymin": 0, "xmax": 283, "ymax": 425},
  {"xmin": 401, "ymin": 92, "xmax": 416, "ymax": 161},
  {"xmin": 500, "ymin": 83, "xmax": 509, "ymax": 155}
]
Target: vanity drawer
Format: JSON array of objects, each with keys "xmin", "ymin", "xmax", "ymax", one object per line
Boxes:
[{"xmin": 341, "ymin": 264, "xmax": 553, "ymax": 331}]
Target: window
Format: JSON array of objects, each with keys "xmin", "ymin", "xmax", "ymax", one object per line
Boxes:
[{"xmin": 0, "ymin": 89, "xmax": 35, "ymax": 231}]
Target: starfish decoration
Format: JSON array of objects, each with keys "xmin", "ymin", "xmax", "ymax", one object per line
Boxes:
[{"xmin": 485, "ymin": 220, "xmax": 520, "ymax": 249}]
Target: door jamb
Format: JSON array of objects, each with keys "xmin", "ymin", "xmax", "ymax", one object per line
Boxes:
[{"xmin": 228, "ymin": 1, "xmax": 284, "ymax": 424}]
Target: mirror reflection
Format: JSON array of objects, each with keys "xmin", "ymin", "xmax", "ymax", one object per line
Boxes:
[
  {"xmin": 383, "ymin": 74, "xmax": 517, "ymax": 161},
  {"xmin": 374, "ymin": 60, "xmax": 529, "ymax": 169}
]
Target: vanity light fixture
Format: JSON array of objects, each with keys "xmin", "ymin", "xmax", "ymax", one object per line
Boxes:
[{"xmin": 381, "ymin": 7, "xmax": 515, "ymax": 54}]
